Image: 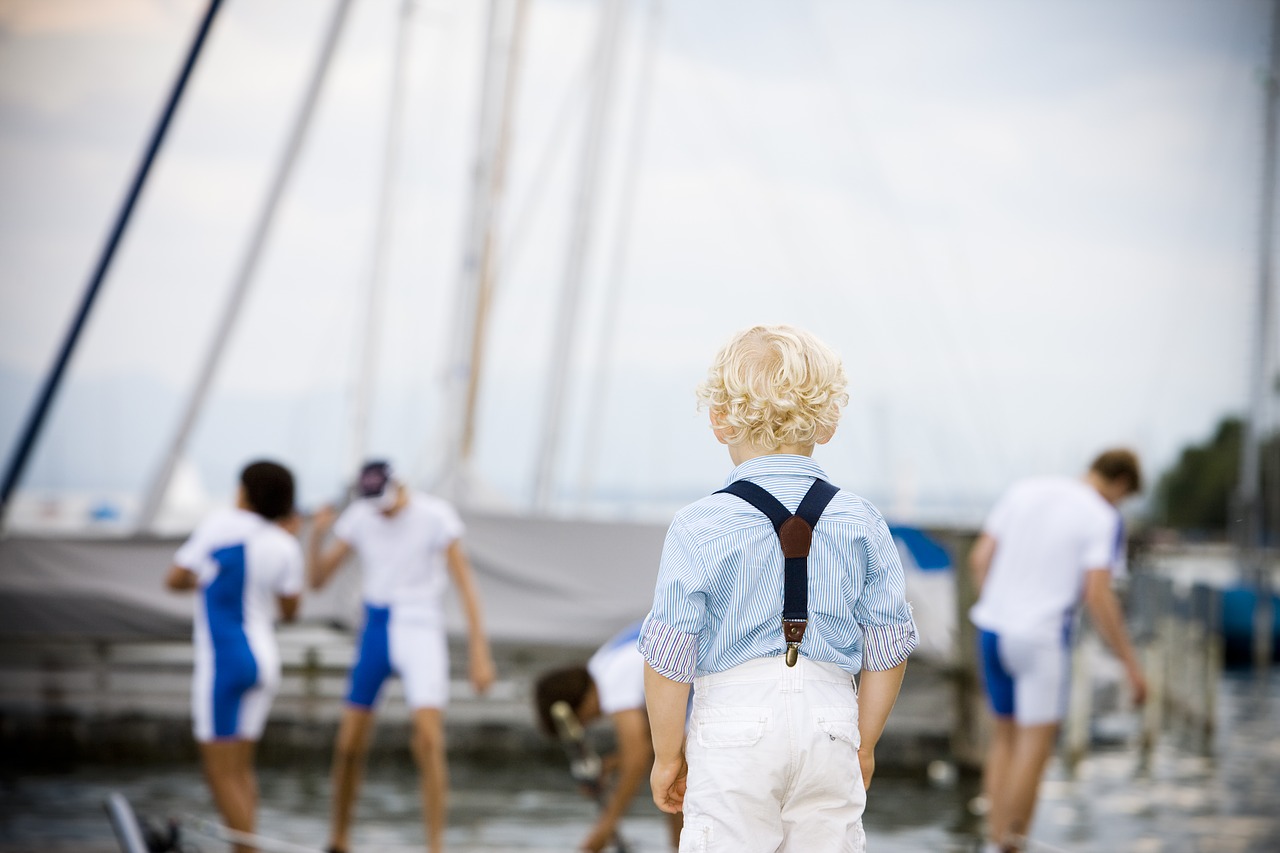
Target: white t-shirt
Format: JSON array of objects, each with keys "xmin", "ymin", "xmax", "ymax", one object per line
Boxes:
[
  {"xmin": 587, "ymin": 622, "xmax": 646, "ymax": 715},
  {"xmin": 174, "ymin": 507, "xmax": 304, "ymax": 661},
  {"xmin": 969, "ymin": 477, "xmax": 1123, "ymax": 641},
  {"xmin": 333, "ymin": 491, "xmax": 464, "ymax": 620}
]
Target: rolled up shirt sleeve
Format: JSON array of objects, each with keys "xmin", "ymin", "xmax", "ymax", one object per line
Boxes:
[
  {"xmin": 856, "ymin": 515, "xmax": 919, "ymax": 671},
  {"xmin": 638, "ymin": 517, "xmax": 706, "ymax": 683}
]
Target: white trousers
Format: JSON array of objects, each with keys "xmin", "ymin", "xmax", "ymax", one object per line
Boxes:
[{"xmin": 680, "ymin": 655, "xmax": 867, "ymax": 853}]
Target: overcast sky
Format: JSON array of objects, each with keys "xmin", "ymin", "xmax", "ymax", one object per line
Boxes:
[{"xmin": 0, "ymin": 0, "xmax": 1275, "ymax": 528}]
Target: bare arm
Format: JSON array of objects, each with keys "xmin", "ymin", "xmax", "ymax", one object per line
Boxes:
[
  {"xmin": 165, "ymin": 565, "xmax": 198, "ymax": 592},
  {"xmin": 644, "ymin": 663, "xmax": 690, "ymax": 815},
  {"xmin": 582, "ymin": 708, "xmax": 653, "ymax": 852},
  {"xmin": 446, "ymin": 539, "xmax": 495, "ymax": 695},
  {"xmin": 1082, "ymin": 569, "xmax": 1147, "ymax": 704},
  {"xmin": 277, "ymin": 594, "xmax": 301, "ymax": 622},
  {"xmin": 856, "ymin": 660, "xmax": 907, "ymax": 790},
  {"xmin": 968, "ymin": 532, "xmax": 997, "ymax": 590},
  {"xmin": 306, "ymin": 506, "xmax": 351, "ymax": 590}
]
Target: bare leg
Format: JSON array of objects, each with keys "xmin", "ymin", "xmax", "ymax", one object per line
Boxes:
[
  {"xmin": 982, "ymin": 715, "xmax": 1016, "ymax": 838},
  {"xmin": 328, "ymin": 707, "xmax": 376, "ymax": 853},
  {"xmin": 239, "ymin": 740, "xmax": 259, "ymax": 831},
  {"xmin": 199, "ymin": 739, "xmax": 256, "ymax": 853},
  {"xmin": 411, "ymin": 708, "xmax": 448, "ymax": 853},
  {"xmin": 988, "ymin": 721, "xmax": 1058, "ymax": 851}
]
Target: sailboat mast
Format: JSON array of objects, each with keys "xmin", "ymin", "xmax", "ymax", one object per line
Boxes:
[
  {"xmin": 0, "ymin": 0, "xmax": 226, "ymax": 532},
  {"xmin": 136, "ymin": 0, "xmax": 355, "ymax": 532},
  {"xmin": 575, "ymin": 0, "xmax": 662, "ymax": 509},
  {"xmin": 461, "ymin": 0, "xmax": 529, "ymax": 489},
  {"xmin": 533, "ymin": 0, "xmax": 627, "ymax": 512},
  {"xmin": 443, "ymin": 0, "xmax": 528, "ymax": 505},
  {"xmin": 348, "ymin": 0, "xmax": 416, "ymax": 482},
  {"xmin": 1240, "ymin": 0, "xmax": 1280, "ymax": 669}
]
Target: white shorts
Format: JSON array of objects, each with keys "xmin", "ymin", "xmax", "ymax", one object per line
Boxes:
[
  {"xmin": 978, "ymin": 628, "xmax": 1071, "ymax": 726},
  {"xmin": 347, "ymin": 604, "xmax": 448, "ymax": 710},
  {"xmin": 680, "ymin": 655, "xmax": 867, "ymax": 853},
  {"xmin": 191, "ymin": 650, "xmax": 279, "ymax": 742}
]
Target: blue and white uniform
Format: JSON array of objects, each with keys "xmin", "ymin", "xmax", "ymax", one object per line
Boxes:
[
  {"xmin": 969, "ymin": 476, "xmax": 1126, "ymax": 725},
  {"xmin": 175, "ymin": 508, "xmax": 303, "ymax": 742},
  {"xmin": 333, "ymin": 492, "xmax": 463, "ymax": 710}
]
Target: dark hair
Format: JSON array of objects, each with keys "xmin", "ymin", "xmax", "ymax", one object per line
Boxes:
[
  {"xmin": 240, "ymin": 460, "xmax": 295, "ymax": 521},
  {"xmin": 533, "ymin": 666, "xmax": 593, "ymax": 738},
  {"xmin": 1089, "ymin": 448, "xmax": 1142, "ymax": 495}
]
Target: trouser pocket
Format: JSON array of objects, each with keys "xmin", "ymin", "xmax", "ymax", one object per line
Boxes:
[
  {"xmin": 815, "ymin": 706, "xmax": 860, "ymax": 748},
  {"xmin": 694, "ymin": 706, "xmax": 770, "ymax": 748},
  {"xmin": 678, "ymin": 823, "xmax": 709, "ymax": 852}
]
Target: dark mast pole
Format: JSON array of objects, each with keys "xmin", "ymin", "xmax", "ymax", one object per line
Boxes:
[
  {"xmin": 0, "ymin": 0, "xmax": 226, "ymax": 529},
  {"xmin": 1240, "ymin": 0, "xmax": 1280, "ymax": 670}
]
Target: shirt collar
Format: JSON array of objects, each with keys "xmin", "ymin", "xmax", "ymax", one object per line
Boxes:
[{"xmin": 724, "ymin": 454, "xmax": 829, "ymax": 486}]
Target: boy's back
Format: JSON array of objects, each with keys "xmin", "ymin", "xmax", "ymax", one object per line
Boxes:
[
  {"xmin": 644, "ymin": 454, "xmax": 914, "ymax": 681},
  {"xmin": 176, "ymin": 506, "xmax": 302, "ymax": 654},
  {"xmin": 640, "ymin": 324, "xmax": 917, "ymax": 853}
]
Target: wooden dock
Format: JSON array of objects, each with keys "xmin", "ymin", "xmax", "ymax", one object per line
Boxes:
[{"xmin": 0, "ymin": 623, "xmax": 955, "ymax": 770}]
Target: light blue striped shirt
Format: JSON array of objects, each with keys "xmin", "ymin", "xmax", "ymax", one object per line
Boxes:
[{"xmin": 639, "ymin": 455, "xmax": 918, "ymax": 683}]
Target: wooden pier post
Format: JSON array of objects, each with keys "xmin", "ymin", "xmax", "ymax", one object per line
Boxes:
[
  {"xmin": 1064, "ymin": 630, "xmax": 1093, "ymax": 773},
  {"xmin": 303, "ymin": 645, "xmax": 320, "ymax": 724},
  {"xmin": 950, "ymin": 531, "xmax": 986, "ymax": 770},
  {"xmin": 1135, "ymin": 572, "xmax": 1170, "ymax": 756},
  {"xmin": 1191, "ymin": 583, "xmax": 1221, "ymax": 739}
]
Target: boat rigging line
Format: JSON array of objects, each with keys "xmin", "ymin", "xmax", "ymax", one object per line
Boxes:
[
  {"xmin": 0, "ymin": 0, "xmax": 225, "ymax": 533},
  {"xmin": 136, "ymin": 0, "xmax": 356, "ymax": 532}
]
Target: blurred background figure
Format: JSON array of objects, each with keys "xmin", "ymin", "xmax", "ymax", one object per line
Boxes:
[
  {"xmin": 307, "ymin": 460, "xmax": 495, "ymax": 853},
  {"xmin": 164, "ymin": 460, "xmax": 304, "ymax": 853},
  {"xmin": 534, "ymin": 619, "xmax": 681, "ymax": 852},
  {"xmin": 968, "ymin": 449, "xmax": 1148, "ymax": 853}
]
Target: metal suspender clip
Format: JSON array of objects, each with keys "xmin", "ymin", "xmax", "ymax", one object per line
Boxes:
[{"xmin": 782, "ymin": 620, "xmax": 805, "ymax": 666}]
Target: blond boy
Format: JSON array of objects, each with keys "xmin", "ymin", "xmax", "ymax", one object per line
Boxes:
[{"xmin": 640, "ymin": 324, "xmax": 918, "ymax": 852}]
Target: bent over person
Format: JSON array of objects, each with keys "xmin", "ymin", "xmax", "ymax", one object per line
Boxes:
[
  {"xmin": 308, "ymin": 460, "xmax": 495, "ymax": 853},
  {"xmin": 534, "ymin": 620, "xmax": 682, "ymax": 852},
  {"xmin": 166, "ymin": 460, "xmax": 304, "ymax": 853},
  {"xmin": 968, "ymin": 448, "xmax": 1148, "ymax": 853},
  {"xmin": 641, "ymin": 324, "xmax": 918, "ymax": 852}
]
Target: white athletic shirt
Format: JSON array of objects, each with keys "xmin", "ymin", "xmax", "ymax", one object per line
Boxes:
[
  {"xmin": 174, "ymin": 507, "xmax": 304, "ymax": 662},
  {"xmin": 968, "ymin": 477, "xmax": 1123, "ymax": 641},
  {"xmin": 333, "ymin": 491, "xmax": 464, "ymax": 620},
  {"xmin": 587, "ymin": 624, "xmax": 647, "ymax": 715}
]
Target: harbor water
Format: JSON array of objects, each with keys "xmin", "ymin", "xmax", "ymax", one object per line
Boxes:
[{"xmin": 3, "ymin": 668, "xmax": 1278, "ymax": 853}]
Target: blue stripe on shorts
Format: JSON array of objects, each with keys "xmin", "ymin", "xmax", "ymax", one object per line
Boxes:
[
  {"xmin": 978, "ymin": 629, "xmax": 1015, "ymax": 718},
  {"xmin": 348, "ymin": 604, "xmax": 393, "ymax": 708},
  {"xmin": 205, "ymin": 543, "xmax": 259, "ymax": 738}
]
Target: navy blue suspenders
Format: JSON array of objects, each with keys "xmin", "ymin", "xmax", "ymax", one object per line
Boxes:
[{"xmin": 715, "ymin": 478, "xmax": 840, "ymax": 666}]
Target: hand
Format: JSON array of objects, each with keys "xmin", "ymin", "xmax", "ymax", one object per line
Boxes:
[
  {"xmin": 311, "ymin": 505, "xmax": 337, "ymax": 537},
  {"xmin": 1126, "ymin": 662, "xmax": 1148, "ymax": 706},
  {"xmin": 650, "ymin": 754, "xmax": 687, "ymax": 814},
  {"xmin": 858, "ymin": 746, "xmax": 875, "ymax": 791},
  {"xmin": 165, "ymin": 565, "xmax": 198, "ymax": 592},
  {"xmin": 469, "ymin": 646, "xmax": 496, "ymax": 695}
]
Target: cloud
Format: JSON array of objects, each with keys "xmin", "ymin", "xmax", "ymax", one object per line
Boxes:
[
  {"xmin": 0, "ymin": 0, "xmax": 176, "ymax": 38},
  {"xmin": 1, "ymin": 0, "xmax": 1272, "ymax": 520}
]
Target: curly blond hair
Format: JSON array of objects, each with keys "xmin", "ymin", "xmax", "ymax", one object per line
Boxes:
[{"xmin": 697, "ymin": 325, "xmax": 849, "ymax": 450}]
